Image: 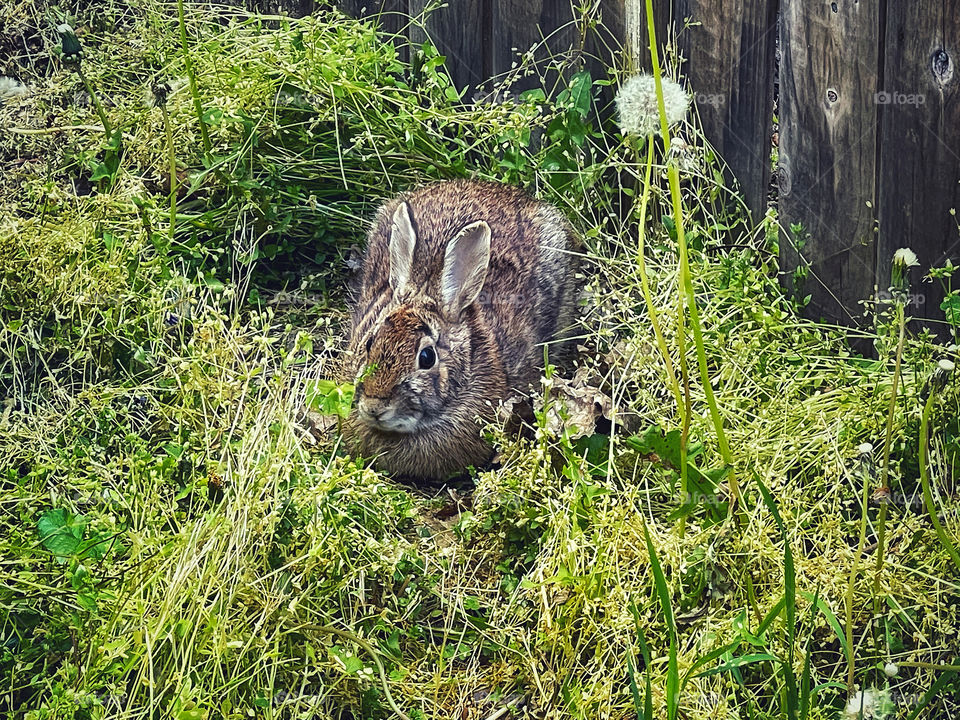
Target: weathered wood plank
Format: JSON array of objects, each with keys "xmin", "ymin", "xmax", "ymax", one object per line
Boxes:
[
  {"xmin": 408, "ymin": 0, "xmax": 490, "ymax": 92},
  {"xmin": 778, "ymin": 0, "xmax": 880, "ymax": 326},
  {"xmin": 674, "ymin": 0, "xmax": 776, "ymax": 223},
  {"xmin": 490, "ymin": 0, "xmax": 578, "ymax": 93},
  {"xmin": 876, "ymin": 1, "xmax": 960, "ymax": 327}
]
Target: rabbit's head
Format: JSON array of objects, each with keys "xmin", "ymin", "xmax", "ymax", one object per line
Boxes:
[{"xmin": 351, "ymin": 201, "xmax": 501, "ymax": 438}]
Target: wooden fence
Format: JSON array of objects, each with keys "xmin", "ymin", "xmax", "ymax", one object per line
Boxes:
[{"xmin": 323, "ymin": 0, "xmax": 960, "ymax": 330}]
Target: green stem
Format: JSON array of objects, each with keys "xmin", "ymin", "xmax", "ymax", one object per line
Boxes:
[
  {"xmin": 177, "ymin": 0, "xmax": 212, "ymax": 155},
  {"xmin": 896, "ymin": 661, "xmax": 960, "ymax": 672},
  {"xmin": 77, "ymin": 65, "xmax": 112, "ymax": 140},
  {"xmin": 644, "ymin": 0, "xmax": 740, "ymax": 514},
  {"xmin": 872, "ymin": 306, "xmax": 905, "ymax": 618},
  {"xmin": 845, "ymin": 443, "xmax": 873, "ymax": 692},
  {"xmin": 678, "ymin": 344, "xmax": 691, "ymax": 537},
  {"xmin": 918, "ymin": 380, "xmax": 960, "ymax": 574},
  {"xmin": 635, "ymin": 138, "xmax": 682, "ymax": 411}
]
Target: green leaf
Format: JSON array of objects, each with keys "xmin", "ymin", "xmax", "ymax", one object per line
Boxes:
[
  {"xmin": 940, "ymin": 293, "xmax": 960, "ymax": 326},
  {"xmin": 681, "ymin": 640, "xmax": 743, "ymax": 691},
  {"xmin": 56, "ymin": 23, "xmax": 82, "ymax": 59},
  {"xmin": 799, "ymin": 590, "xmax": 848, "ymax": 663},
  {"xmin": 77, "ymin": 592, "xmax": 99, "ymax": 613},
  {"xmin": 565, "ymin": 71, "xmax": 593, "ymax": 117},
  {"xmin": 203, "ymin": 276, "xmax": 225, "ymax": 293},
  {"xmin": 305, "ymin": 379, "xmax": 355, "ymax": 418},
  {"xmin": 38, "ymin": 508, "xmax": 85, "ymax": 558},
  {"xmin": 202, "ymin": 107, "xmax": 224, "ymax": 126},
  {"xmin": 627, "ymin": 604, "xmax": 654, "ymax": 720},
  {"xmin": 343, "ymin": 655, "xmax": 364, "ymax": 674},
  {"xmin": 756, "ymin": 596, "xmax": 786, "ymax": 637},
  {"xmin": 519, "ymin": 88, "xmax": 546, "ymax": 103},
  {"xmin": 695, "ymin": 653, "xmax": 779, "ymax": 678}
]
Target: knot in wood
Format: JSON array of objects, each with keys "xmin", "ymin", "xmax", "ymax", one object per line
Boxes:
[
  {"xmin": 826, "ymin": 87, "xmax": 839, "ymax": 104},
  {"xmin": 931, "ymin": 48, "xmax": 954, "ymax": 85}
]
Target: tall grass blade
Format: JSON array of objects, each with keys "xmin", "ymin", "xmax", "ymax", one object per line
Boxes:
[
  {"xmin": 643, "ymin": 522, "xmax": 679, "ymax": 720},
  {"xmin": 757, "ymin": 478, "xmax": 798, "ymax": 720}
]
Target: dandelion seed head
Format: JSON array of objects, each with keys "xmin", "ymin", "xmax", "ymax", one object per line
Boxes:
[
  {"xmin": 615, "ymin": 74, "xmax": 689, "ymax": 138},
  {"xmin": 858, "ymin": 442, "xmax": 874, "ymax": 455}
]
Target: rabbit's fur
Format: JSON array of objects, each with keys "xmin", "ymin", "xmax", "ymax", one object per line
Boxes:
[{"xmin": 344, "ymin": 179, "xmax": 577, "ymax": 480}]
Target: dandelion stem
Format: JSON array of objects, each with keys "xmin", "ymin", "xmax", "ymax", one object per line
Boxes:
[
  {"xmin": 77, "ymin": 65, "xmax": 112, "ymax": 140},
  {"xmin": 872, "ymin": 305, "xmax": 904, "ymax": 609},
  {"xmin": 634, "ymin": 137, "xmax": 682, "ymax": 411},
  {"xmin": 644, "ymin": 0, "xmax": 740, "ymax": 515},
  {"xmin": 845, "ymin": 447, "xmax": 873, "ymax": 692}
]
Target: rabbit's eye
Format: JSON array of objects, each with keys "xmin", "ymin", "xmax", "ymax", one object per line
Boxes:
[{"xmin": 418, "ymin": 346, "xmax": 436, "ymax": 370}]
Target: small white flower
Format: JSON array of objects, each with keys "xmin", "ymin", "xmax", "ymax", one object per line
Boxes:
[
  {"xmin": 858, "ymin": 442, "xmax": 874, "ymax": 455},
  {"xmin": 892, "ymin": 248, "xmax": 919, "ymax": 268},
  {"xmin": 615, "ymin": 74, "xmax": 690, "ymax": 138},
  {"xmin": 883, "ymin": 662, "xmax": 899, "ymax": 677}
]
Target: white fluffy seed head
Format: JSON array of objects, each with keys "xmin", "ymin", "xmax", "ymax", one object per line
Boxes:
[{"xmin": 615, "ymin": 74, "xmax": 690, "ymax": 138}]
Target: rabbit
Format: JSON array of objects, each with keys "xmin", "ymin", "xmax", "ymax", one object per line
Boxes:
[{"xmin": 343, "ymin": 179, "xmax": 578, "ymax": 480}]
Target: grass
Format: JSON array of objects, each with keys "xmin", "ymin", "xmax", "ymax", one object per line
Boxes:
[{"xmin": 2, "ymin": 2, "xmax": 960, "ymax": 719}]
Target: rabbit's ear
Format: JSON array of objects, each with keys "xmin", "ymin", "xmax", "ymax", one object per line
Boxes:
[
  {"xmin": 441, "ymin": 220, "xmax": 490, "ymax": 319},
  {"xmin": 389, "ymin": 202, "xmax": 416, "ymax": 294}
]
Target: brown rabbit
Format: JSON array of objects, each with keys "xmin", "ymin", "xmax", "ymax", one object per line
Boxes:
[{"xmin": 343, "ymin": 179, "xmax": 577, "ymax": 480}]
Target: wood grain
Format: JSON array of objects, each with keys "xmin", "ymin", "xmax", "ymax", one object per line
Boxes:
[
  {"xmin": 877, "ymin": 1, "xmax": 960, "ymax": 327},
  {"xmin": 408, "ymin": 0, "xmax": 490, "ymax": 92},
  {"xmin": 674, "ymin": 0, "xmax": 777, "ymax": 223},
  {"xmin": 778, "ymin": 0, "xmax": 880, "ymax": 326},
  {"xmin": 491, "ymin": 0, "xmax": 578, "ymax": 93}
]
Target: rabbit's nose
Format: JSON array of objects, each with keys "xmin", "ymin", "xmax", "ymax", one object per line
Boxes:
[{"xmin": 358, "ymin": 397, "xmax": 389, "ymax": 421}]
